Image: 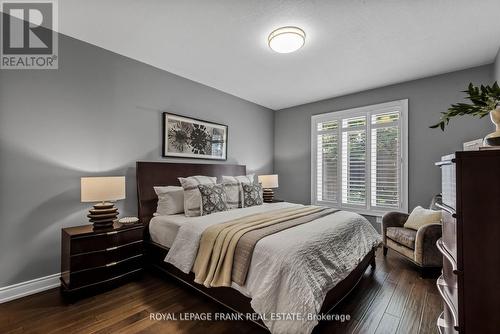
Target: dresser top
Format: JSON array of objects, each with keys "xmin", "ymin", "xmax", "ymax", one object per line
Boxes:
[{"xmin": 439, "ymin": 149, "xmax": 500, "ymax": 163}]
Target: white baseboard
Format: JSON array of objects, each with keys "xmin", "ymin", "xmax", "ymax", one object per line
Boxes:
[{"xmin": 0, "ymin": 273, "xmax": 61, "ymax": 304}]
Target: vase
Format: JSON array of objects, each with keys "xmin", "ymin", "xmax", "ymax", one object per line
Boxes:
[{"xmin": 485, "ymin": 107, "xmax": 500, "ymax": 146}]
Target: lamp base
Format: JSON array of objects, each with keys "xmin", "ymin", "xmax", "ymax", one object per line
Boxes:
[
  {"xmin": 263, "ymin": 188, "xmax": 274, "ymax": 203},
  {"xmin": 87, "ymin": 202, "xmax": 118, "ymax": 229}
]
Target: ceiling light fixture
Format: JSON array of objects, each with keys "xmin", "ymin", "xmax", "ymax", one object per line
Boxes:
[{"xmin": 268, "ymin": 26, "xmax": 306, "ymax": 54}]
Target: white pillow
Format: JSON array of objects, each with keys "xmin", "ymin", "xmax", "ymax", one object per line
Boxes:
[
  {"xmin": 403, "ymin": 206, "xmax": 442, "ymax": 230},
  {"xmin": 178, "ymin": 176, "xmax": 217, "ymax": 217},
  {"xmin": 154, "ymin": 186, "xmax": 185, "ymax": 215},
  {"xmin": 221, "ymin": 174, "xmax": 255, "ymax": 209}
]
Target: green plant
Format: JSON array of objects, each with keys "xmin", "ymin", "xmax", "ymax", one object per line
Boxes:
[{"xmin": 430, "ymin": 82, "xmax": 500, "ymax": 130}]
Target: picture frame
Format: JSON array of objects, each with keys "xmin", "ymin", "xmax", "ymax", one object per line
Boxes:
[{"xmin": 162, "ymin": 112, "xmax": 228, "ymax": 160}]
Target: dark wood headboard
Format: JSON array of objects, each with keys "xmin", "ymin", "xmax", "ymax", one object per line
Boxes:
[{"xmin": 136, "ymin": 161, "xmax": 246, "ymax": 225}]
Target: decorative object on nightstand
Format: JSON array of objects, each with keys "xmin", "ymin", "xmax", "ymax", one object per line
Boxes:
[
  {"xmin": 118, "ymin": 216, "xmax": 139, "ymax": 224},
  {"xmin": 430, "ymin": 82, "xmax": 500, "ymax": 146},
  {"xmin": 60, "ymin": 222, "xmax": 144, "ymax": 298},
  {"xmin": 258, "ymin": 174, "xmax": 279, "ymax": 203},
  {"xmin": 81, "ymin": 176, "xmax": 125, "ymax": 229}
]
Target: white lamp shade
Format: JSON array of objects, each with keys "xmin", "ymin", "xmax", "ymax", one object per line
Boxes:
[
  {"xmin": 258, "ymin": 174, "xmax": 279, "ymax": 189},
  {"xmin": 81, "ymin": 176, "xmax": 126, "ymax": 203}
]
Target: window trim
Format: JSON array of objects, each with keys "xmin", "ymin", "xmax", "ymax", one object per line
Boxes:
[{"xmin": 311, "ymin": 99, "xmax": 408, "ymax": 217}]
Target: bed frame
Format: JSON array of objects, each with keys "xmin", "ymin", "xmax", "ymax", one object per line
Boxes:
[{"xmin": 136, "ymin": 161, "xmax": 376, "ymax": 331}]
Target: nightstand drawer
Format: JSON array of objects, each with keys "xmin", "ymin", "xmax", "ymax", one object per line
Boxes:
[
  {"xmin": 70, "ymin": 240, "xmax": 143, "ymax": 271},
  {"xmin": 71, "ymin": 227, "xmax": 143, "ymax": 255},
  {"xmin": 68, "ymin": 254, "xmax": 143, "ymax": 288}
]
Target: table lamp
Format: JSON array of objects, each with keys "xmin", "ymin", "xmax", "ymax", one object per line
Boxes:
[
  {"xmin": 81, "ymin": 176, "xmax": 126, "ymax": 229},
  {"xmin": 258, "ymin": 174, "xmax": 279, "ymax": 203}
]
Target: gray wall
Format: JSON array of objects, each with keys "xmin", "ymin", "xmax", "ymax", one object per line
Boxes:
[
  {"xmin": 274, "ymin": 65, "xmax": 494, "ymax": 209},
  {"xmin": 495, "ymin": 48, "xmax": 500, "ymax": 82},
  {"xmin": 0, "ymin": 35, "xmax": 274, "ymax": 287}
]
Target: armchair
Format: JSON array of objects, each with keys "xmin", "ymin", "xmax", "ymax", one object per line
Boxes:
[{"xmin": 382, "ymin": 195, "xmax": 442, "ymax": 273}]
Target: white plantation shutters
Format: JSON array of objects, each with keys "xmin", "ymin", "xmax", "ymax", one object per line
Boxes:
[
  {"xmin": 311, "ymin": 100, "xmax": 408, "ymax": 216},
  {"xmin": 371, "ymin": 112, "xmax": 400, "ymax": 209},
  {"xmin": 316, "ymin": 120, "xmax": 339, "ymax": 204},
  {"xmin": 342, "ymin": 116, "xmax": 367, "ymax": 206}
]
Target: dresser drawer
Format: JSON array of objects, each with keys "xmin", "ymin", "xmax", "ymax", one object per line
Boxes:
[
  {"xmin": 440, "ymin": 209, "xmax": 457, "ymax": 262},
  {"xmin": 437, "ymin": 239, "xmax": 458, "ymax": 287},
  {"xmin": 68, "ymin": 254, "xmax": 143, "ymax": 288},
  {"xmin": 441, "ymin": 253, "xmax": 458, "ymax": 288},
  {"xmin": 437, "ymin": 310, "xmax": 458, "ymax": 334},
  {"xmin": 440, "ymin": 162, "xmax": 456, "ymax": 210},
  {"xmin": 70, "ymin": 227, "xmax": 143, "ymax": 255},
  {"xmin": 437, "ymin": 275, "xmax": 459, "ymax": 331},
  {"xmin": 70, "ymin": 240, "xmax": 143, "ymax": 271}
]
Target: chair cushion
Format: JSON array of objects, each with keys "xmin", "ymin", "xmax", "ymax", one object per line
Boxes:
[{"xmin": 386, "ymin": 227, "xmax": 417, "ymax": 250}]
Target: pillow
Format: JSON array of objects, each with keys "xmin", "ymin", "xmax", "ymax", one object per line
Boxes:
[
  {"xmin": 241, "ymin": 183, "xmax": 263, "ymax": 208},
  {"xmin": 222, "ymin": 174, "xmax": 255, "ymax": 209},
  {"xmin": 154, "ymin": 186, "xmax": 184, "ymax": 215},
  {"xmin": 178, "ymin": 176, "xmax": 217, "ymax": 217},
  {"xmin": 403, "ymin": 206, "xmax": 442, "ymax": 230},
  {"xmin": 198, "ymin": 184, "xmax": 228, "ymax": 216}
]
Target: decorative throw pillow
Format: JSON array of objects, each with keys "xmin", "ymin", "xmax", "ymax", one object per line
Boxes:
[
  {"xmin": 222, "ymin": 174, "xmax": 255, "ymax": 209},
  {"xmin": 154, "ymin": 186, "xmax": 184, "ymax": 215},
  {"xmin": 403, "ymin": 206, "xmax": 442, "ymax": 230},
  {"xmin": 178, "ymin": 176, "xmax": 217, "ymax": 217},
  {"xmin": 241, "ymin": 183, "xmax": 263, "ymax": 208},
  {"xmin": 198, "ymin": 184, "xmax": 228, "ymax": 216}
]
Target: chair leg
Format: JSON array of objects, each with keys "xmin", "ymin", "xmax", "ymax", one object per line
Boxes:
[{"xmin": 383, "ymin": 246, "xmax": 388, "ymax": 256}]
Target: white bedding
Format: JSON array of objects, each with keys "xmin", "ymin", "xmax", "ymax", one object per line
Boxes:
[
  {"xmin": 149, "ymin": 214, "xmax": 191, "ymax": 248},
  {"xmin": 161, "ymin": 202, "xmax": 382, "ymax": 334}
]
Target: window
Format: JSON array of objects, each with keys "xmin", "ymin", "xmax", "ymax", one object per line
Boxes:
[{"xmin": 311, "ymin": 100, "xmax": 408, "ymax": 216}]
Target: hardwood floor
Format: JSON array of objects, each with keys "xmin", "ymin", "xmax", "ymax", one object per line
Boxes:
[{"xmin": 0, "ymin": 248, "xmax": 441, "ymax": 334}]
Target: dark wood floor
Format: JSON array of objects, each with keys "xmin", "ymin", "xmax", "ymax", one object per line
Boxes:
[{"xmin": 0, "ymin": 248, "xmax": 441, "ymax": 334}]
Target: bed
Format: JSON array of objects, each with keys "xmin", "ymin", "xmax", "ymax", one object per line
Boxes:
[{"xmin": 136, "ymin": 161, "xmax": 381, "ymax": 334}]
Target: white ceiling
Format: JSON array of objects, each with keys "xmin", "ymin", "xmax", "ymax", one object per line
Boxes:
[{"xmin": 56, "ymin": 1, "xmax": 500, "ymax": 110}]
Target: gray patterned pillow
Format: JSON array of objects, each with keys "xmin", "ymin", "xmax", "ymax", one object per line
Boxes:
[
  {"xmin": 198, "ymin": 184, "xmax": 228, "ymax": 216},
  {"xmin": 242, "ymin": 183, "xmax": 263, "ymax": 208}
]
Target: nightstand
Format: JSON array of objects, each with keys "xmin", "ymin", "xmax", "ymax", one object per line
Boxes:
[
  {"xmin": 267, "ymin": 199, "xmax": 284, "ymax": 203},
  {"xmin": 60, "ymin": 222, "xmax": 144, "ymax": 297}
]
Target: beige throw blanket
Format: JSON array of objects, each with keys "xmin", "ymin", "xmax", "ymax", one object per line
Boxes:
[{"xmin": 193, "ymin": 206, "xmax": 336, "ymax": 287}]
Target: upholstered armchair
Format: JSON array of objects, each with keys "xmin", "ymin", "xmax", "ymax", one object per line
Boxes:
[{"xmin": 382, "ymin": 195, "xmax": 442, "ymax": 273}]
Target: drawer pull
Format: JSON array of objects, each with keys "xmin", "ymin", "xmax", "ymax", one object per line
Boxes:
[
  {"xmin": 436, "ymin": 202, "xmax": 457, "ymax": 218},
  {"xmin": 436, "ymin": 239, "xmax": 459, "ymax": 274},
  {"xmin": 106, "ymin": 261, "xmax": 117, "ymax": 267},
  {"xmin": 106, "ymin": 246, "xmax": 118, "ymax": 251},
  {"xmin": 436, "ymin": 276, "xmax": 459, "ymax": 330},
  {"xmin": 107, "ymin": 231, "xmax": 118, "ymax": 235}
]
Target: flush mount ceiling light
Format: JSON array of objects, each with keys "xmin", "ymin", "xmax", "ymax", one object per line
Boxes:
[{"xmin": 268, "ymin": 26, "xmax": 306, "ymax": 54}]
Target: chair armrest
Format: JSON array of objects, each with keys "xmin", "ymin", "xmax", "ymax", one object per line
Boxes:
[
  {"xmin": 414, "ymin": 223, "xmax": 442, "ymax": 266},
  {"xmin": 382, "ymin": 212, "xmax": 409, "ymax": 245}
]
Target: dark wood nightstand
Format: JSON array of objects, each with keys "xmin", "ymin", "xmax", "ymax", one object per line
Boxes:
[
  {"xmin": 265, "ymin": 199, "xmax": 284, "ymax": 203},
  {"xmin": 60, "ymin": 222, "xmax": 144, "ymax": 297}
]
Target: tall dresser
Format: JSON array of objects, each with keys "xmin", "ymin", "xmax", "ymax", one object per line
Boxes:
[{"xmin": 435, "ymin": 150, "xmax": 500, "ymax": 334}]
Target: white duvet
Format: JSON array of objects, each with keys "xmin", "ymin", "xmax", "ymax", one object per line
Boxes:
[{"xmin": 165, "ymin": 202, "xmax": 382, "ymax": 334}]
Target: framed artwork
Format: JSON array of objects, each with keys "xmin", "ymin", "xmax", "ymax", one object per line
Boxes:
[{"xmin": 162, "ymin": 113, "xmax": 228, "ymax": 160}]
